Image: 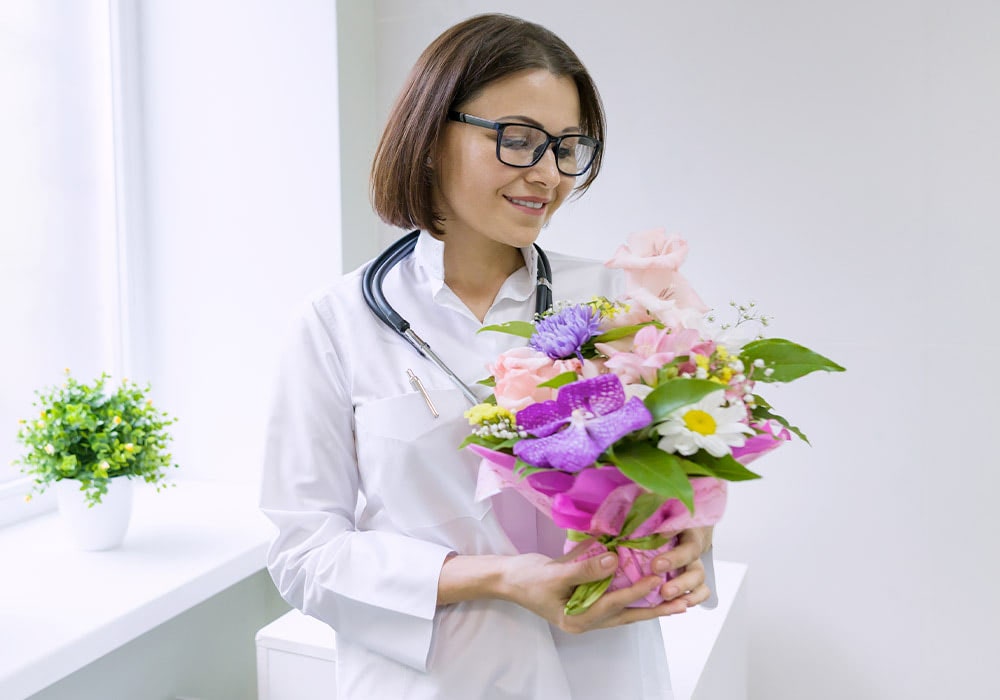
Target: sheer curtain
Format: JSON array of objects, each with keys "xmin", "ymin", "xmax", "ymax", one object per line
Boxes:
[{"xmin": 0, "ymin": 2, "xmax": 119, "ymax": 500}]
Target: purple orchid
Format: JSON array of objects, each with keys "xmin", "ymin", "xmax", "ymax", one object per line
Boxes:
[
  {"xmin": 529, "ymin": 304, "xmax": 601, "ymax": 361},
  {"xmin": 513, "ymin": 374, "xmax": 653, "ymax": 472}
]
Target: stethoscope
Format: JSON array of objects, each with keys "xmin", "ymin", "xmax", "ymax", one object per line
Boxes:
[{"xmin": 362, "ymin": 229, "xmax": 553, "ymax": 406}]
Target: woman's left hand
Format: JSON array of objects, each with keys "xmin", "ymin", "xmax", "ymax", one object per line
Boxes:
[{"xmin": 651, "ymin": 526, "xmax": 713, "ymax": 607}]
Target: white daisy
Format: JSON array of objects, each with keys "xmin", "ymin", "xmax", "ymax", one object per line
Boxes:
[{"xmin": 656, "ymin": 390, "xmax": 754, "ymax": 458}]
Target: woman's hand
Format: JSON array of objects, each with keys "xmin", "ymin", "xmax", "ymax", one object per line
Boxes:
[
  {"xmin": 496, "ymin": 547, "xmax": 690, "ymax": 634},
  {"xmin": 438, "ymin": 525, "xmax": 714, "ymax": 633},
  {"xmin": 650, "ymin": 526, "xmax": 714, "ymax": 608}
]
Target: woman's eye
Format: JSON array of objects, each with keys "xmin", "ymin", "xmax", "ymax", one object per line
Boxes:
[{"xmin": 500, "ymin": 136, "xmax": 532, "ymax": 150}]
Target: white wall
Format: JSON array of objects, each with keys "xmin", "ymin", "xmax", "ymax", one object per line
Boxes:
[
  {"xmin": 135, "ymin": 0, "xmax": 342, "ymax": 486},
  {"xmin": 363, "ymin": 1, "xmax": 1000, "ymax": 698}
]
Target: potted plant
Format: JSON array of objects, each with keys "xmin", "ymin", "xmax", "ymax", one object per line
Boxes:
[{"xmin": 14, "ymin": 370, "xmax": 178, "ymax": 550}]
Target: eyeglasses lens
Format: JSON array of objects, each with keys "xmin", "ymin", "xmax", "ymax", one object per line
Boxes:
[{"xmin": 498, "ymin": 125, "xmax": 596, "ymax": 176}]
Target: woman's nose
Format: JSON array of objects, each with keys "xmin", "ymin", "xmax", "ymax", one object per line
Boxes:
[{"xmin": 526, "ymin": 146, "xmax": 562, "ymax": 187}]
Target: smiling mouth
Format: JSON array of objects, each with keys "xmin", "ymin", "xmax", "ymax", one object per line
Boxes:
[{"xmin": 505, "ymin": 196, "xmax": 547, "ymax": 210}]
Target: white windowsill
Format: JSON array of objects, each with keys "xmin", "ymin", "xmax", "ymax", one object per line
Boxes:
[{"xmin": 0, "ymin": 480, "xmax": 275, "ymax": 700}]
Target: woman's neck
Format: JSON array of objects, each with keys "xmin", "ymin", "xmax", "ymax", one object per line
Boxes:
[{"xmin": 438, "ymin": 235, "xmax": 525, "ymax": 322}]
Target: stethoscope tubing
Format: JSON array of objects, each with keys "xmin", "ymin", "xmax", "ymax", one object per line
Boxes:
[{"xmin": 362, "ymin": 230, "xmax": 552, "ymax": 405}]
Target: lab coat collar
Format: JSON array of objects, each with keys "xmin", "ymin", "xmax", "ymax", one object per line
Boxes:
[{"xmin": 413, "ymin": 231, "xmax": 537, "ymax": 306}]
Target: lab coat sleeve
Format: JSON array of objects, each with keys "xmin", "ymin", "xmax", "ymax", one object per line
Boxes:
[
  {"xmin": 700, "ymin": 548, "xmax": 718, "ymax": 609},
  {"xmin": 260, "ymin": 300, "xmax": 454, "ymax": 672}
]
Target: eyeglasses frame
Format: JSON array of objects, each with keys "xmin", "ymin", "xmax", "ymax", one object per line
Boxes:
[{"xmin": 446, "ymin": 111, "xmax": 601, "ymax": 177}]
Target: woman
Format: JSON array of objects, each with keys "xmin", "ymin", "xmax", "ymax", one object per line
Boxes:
[{"xmin": 261, "ymin": 14, "xmax": 714, "ymax": 699}]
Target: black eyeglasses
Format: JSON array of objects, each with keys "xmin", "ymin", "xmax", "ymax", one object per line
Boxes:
[{"xmin": 447, "ymin": 111, "xmax": 601, "ymax": 177}]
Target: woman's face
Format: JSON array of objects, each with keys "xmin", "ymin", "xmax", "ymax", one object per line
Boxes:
[{"xmin": 431, "ymin": 69, "xmax": 582, "ymax": 251}]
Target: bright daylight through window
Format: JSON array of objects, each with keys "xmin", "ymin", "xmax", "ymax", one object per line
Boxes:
[{"xmin": 0, "ymin": 1, "xmax": 120, "ymax": 520}]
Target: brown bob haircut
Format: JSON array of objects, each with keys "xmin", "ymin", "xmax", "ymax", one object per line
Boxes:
[{"xmin": 370, "ymin": 13, "xmax": 606, "ymax": 234}]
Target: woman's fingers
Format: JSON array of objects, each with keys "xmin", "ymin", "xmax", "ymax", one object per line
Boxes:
[
  {"xmin": 659, "ymin": 558, "xmax": 706, "ymax": 602},
  {"xmin": 681, "ymin": 582, "xmax": 712, "ymax": 607},
  {"xmin": 651, "ymin": 529, "xmax": 705, "ymax": 574},
  {"xmin": 608, "ymin": 598, "xmax": 691, "ymax": 627},
  {"xmin": 594, "ymin": 584, "xmax": 691, "ymax": 628},
  {"xmin": 556, "ymin": 545, "xmax": 619, "ymax": 588},
  {"xmin": 548, "ymin": 525, "xmax": 717, "ymax": 633},
  {"xmin": 559, "ymin": 575, "xmax": 665, "ymax": 633}
]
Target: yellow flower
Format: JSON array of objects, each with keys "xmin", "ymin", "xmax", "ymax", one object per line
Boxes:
[
  {"xmin": 24, "ymin": 494, "xmax": 32, "ymax": 503},
  {"xmin": 464, "ymin": 403, "xmax": 515, "ymax": 426},
  {"xmin": 44, "ymin": 444, "xmax": 55, "ymax": 455},
  {"xmin": 124, "ymin": 443, "xmax": 134, "ymax": 452},
  {"xmin": 695, "ymin": 354, "xmax": 710, "ymax": 370},
  {"xmin": 113, "ymin": 416, "xmax": 122, "ymax": 425},
  {"xmin": 36, "ymin": 420, "xmax": 45, "ymax": 428},
  {"xmin": 100, "ymin": 460, "xmax": 110, "ymax": 471},
  {"xmin": 589, "ymin": 296, "xmax": 629, "ymax": 320},
  {"xmin": 717, "ymin": 367, "xmax": 733, "ymax": 383}
]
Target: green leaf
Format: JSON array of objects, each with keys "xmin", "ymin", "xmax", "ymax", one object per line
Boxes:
[
  {"xmin": 513, "ymin": 457, "xmax": 549, "ymax": 478},
  {"xmin": 677, "ymin": 460, "xmax": 714, "ymax": 477},
  {"xmin": 644, "ymin": 378, "xmax": 724, "ymax": 422},
  {"xmin": 565, "ymin": 576, "xmax": 613, "ymax": 616},
  {"xmin": 478, "ymin": 321, "xmax": 535, "ymax": 338},
  {"xmin": 58, "ymin": 454, "xmax": 78, "ymax": 473},
  {"xmin": 537, "ymin": 371, "xmax": 579, "ymax": 389},
  {"xmin": 682, "ymin": 452, "xmax": 762, "ymax": 481},
  {"xmin": 751, "ymin": 398, "xmax": 810, "ymax": 444},
  {"xmin": 609, "ymin": 442, "xmax": 695, "ymax": 513},
  {"xmin": 619, "ymin": 534, "xmax": 670, "ymax": 550},
  {"xmin": 476, "ymin": 376, "xmax": 496, "ymax": 388},
  {"xmin": 566, "ymin": 529, "xmax": 590, "ymax": 542},
  {"xmin": 620, "ymin": 492, "xmax": 667, "ymax": 539},
  {"xmin": 656, "ymin": 364, "xmax": 681, "ymax": 386},
  {"xmin": 458, "ymin": 434, "xmax": 506, "ymax": 450},
  {"xmin": 740, "ymin": 338, "xmax": 845, "ymax": 383}
]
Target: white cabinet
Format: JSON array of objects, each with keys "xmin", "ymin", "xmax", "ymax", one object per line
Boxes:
[{"xmin": 256, "ymin": 609, "xmax": 338, "ymax": 700}]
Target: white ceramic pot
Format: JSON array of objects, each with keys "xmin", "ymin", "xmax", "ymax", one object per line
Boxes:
[{"xmin": 54, "ymin": 477, "xmax": 134, "ymax": 551}]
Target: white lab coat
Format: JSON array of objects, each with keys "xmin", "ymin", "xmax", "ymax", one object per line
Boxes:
[{"xmin": 261, "ymin": 232, "xmax": 711, "ymax": 699}]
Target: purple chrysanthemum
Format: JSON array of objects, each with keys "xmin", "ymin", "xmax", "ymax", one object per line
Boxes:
[
  {"xmin": 513, "ymin": 374, "xmax": 652, "ymax": 472},
  {"xmin": 529, "ymin": 304, "xmax": 601, "ymax": 360}
]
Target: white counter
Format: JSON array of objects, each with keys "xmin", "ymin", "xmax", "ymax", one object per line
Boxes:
[{"xmin": 0, "ymin": 481, "xmax": 275, "ymax": 700}]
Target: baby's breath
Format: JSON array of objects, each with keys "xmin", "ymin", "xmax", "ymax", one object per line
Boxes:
[{"xmin": 464, "ymin": 403, "xmax": 526, "ymax": 441}]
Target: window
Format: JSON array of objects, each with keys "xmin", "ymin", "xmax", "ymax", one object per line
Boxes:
[{"xmin": 0, "ymin": 1, "xmax": 121, "ymax": 522}]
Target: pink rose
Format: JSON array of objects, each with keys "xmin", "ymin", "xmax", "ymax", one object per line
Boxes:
[
  {"xmin": 605, "ymin": 228, "xmax": 709, "ymax": 314},
  {"xmin": 489, "ymin": 347, "xmax": 581, "ymax": 411}
]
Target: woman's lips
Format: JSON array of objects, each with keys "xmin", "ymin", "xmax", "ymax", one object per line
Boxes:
[{"xmin": 505, "ymin": 195, "xmax": 549, "ymax": 216}]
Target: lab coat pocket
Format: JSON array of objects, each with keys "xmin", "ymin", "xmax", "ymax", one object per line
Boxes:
[{"xmin": 354, "ymin": 389, "xmax": 490, "ymax": 530}]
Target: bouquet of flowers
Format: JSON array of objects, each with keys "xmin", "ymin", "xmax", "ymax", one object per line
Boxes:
[{"xmin": 462, "ymin": 229, "xmax": 844, "ymax": 614}]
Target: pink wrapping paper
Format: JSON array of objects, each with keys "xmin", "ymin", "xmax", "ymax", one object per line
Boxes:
[{"xmin": 469, "ymin": 444, "xmax": 727, "ymax": 608}]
